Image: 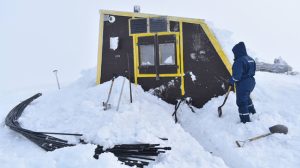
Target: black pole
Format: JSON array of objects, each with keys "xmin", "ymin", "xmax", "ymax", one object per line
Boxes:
[
  {"xmin": 127, "ymin": 53, "xmax": 133, "ymax": 103},
  {"xmin": 37, "ymin": 132, "xmax": 83, "ymax": 136},
  {"xmin": 154, "ymin": 34, "xmax": 160, "ymax": 80}
]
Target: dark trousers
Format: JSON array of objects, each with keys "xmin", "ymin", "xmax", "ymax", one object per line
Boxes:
[
  {"xmin": 236, "ymin": 90, "xmax": 256, "ymax": 123},
  {"xmin": 236, "ymin": 91, "xmax": 256, "ymax": 113}
]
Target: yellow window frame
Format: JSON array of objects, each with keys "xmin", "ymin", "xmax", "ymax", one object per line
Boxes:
[{"xmin": 132, "ymin": 32, "xmax": 181, "ymax": 80}]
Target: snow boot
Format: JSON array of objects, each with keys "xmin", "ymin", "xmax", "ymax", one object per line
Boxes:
[
  {"xmin": 239, "ymin": 114, "xmax": 251, "ymax": 123},
  {"xmin": 249, "ymin": 107, "xmax": 256, "ymax": 115},
  {"xmin": 248, "ymin": 99, "xmax": 256, "ymax": 114}
]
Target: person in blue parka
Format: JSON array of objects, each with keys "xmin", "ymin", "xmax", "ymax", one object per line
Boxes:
[{"xmin": 229, "ymin": 42, "xmax": 256, "ymax": 123}]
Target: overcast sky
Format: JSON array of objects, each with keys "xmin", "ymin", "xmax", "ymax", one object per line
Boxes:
[{"xmin": 1, "ymin": 0, "xmax": 300, "ymax": 94}]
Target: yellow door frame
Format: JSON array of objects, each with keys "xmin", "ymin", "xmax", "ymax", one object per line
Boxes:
[{"xmin": 179, "ymin": 22, "xmax": 185, "ymax": 96}]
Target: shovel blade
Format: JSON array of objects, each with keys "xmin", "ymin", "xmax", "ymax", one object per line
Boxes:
[
  {"xmin": 218, "ymin": 107, "xmax": 222, "ymax": 117},
  {"xmin": 269, "ymin": 124, "xmax": 288, "ymax": 134},
  {"xmin": 103, "ymin": 102, "xmax": 111, "ymax": 111}
]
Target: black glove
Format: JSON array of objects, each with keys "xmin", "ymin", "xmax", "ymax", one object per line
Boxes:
[{"xmin": 228, "ymin": 77, "xmax": 235, "ymax": 86}]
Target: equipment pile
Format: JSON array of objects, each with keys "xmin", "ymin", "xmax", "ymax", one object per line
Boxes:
[
  {"xmin": 5, "ymin": 93, "xmax": 171, "ymax": 167},
  {"xmin": 94, "ymin": 144, "xmax": 171, "ymax": 167}
]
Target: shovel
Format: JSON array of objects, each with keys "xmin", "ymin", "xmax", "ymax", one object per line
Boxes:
[
  {"xmin": 103, "ymin": 77, "xmax": 115, "ymax": 110},
  {"xmin": 235, "ymin": 124, "xmax": 288, "ymax": 147},
  {"xmin": 218, "ymin": 86, "xmax": 232, "ymax": 117}
]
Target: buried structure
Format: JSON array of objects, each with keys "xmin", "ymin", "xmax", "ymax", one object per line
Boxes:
[{"xmin": 96, "ymin": 10, "xmax": 232, "ymax": 108}]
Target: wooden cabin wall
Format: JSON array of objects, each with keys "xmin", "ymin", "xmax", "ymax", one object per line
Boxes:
[
  {"xmin": 99, "ymin": 13, "xmax": 232, "ymax": 108},
  {"xmin": 100, "ymin": 15, "xmax": 134, "ymax": 83},
  {"xmin": 138, "ymin": 77, "xmax": 182, "ymax": 104},
  {"xmin": 182, "ymin": 22, "xmax": 231, "ymax": 108}
]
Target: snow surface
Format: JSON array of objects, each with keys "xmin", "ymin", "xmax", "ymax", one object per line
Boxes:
[
  {"xmin": 0, "ymin": 69, "xmax": 227, "ymax": 168},
  {"xmin": 1, "ymin": 69, "xmax": 299, "ymax": 168},
  {"xmin": 189, "ymin": 72, "xmax": 197, "ymax": 82},
  {"xmin": 163, "ymin": 56, "xmax": 174, "ymax": 65},
  {"xmin": 179, "ymin": 72, "xmax": 300, "ymax": 168}
]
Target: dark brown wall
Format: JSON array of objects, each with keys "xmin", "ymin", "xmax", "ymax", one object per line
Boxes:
[
  {"xmin": 138, "ymin": 77, "xmax": 182, "ymax": 104},
  {"xmin": 101, "ymin": 15, "xmax": 134, "ymax": 83},
  {"xmin": 182, "ymin": 23, "xmax": 231, "ymax": 108},
  {"xmin": 100, "ymin": 15, "xmax": 231, "ymax": 108}
]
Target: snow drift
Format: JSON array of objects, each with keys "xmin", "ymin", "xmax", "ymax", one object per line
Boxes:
[
  {"xmin": 1, "ymin": 68, "xmax": 300, "ymax": 168},
  {"xmin": 0, "ymin": 68, "xmax": 227, "ymax": 168}
]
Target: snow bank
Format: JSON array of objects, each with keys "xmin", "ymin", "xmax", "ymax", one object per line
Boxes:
[
  {"xmin": 179, "ymin": 72, "xmax": 300, "ymax": 168},
  {"xmin": 1, "ymin": 68, "xmax": 299, "ymax": 168},
  {"xmin": 0, "ymin": 68, "xmax": 227, "ymax": 168}
]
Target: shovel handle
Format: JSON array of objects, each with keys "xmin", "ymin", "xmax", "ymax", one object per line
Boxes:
[
  {"xmin": 248, "ymin": 133, "xmax": 272, "ymax": 142},
  {"xmin": 236, "ymin": 132, "xmax": 273, "ymax": 148},
  {"xmin": 220, "ymin": 86, "xmax": 232, "ymax": 107},
  {"xmin": 218, "ymin": 86, "xmax": 232, "ymax": 117}
]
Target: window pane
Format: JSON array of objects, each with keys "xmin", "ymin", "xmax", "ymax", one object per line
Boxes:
[
  {"xmin": 159, "ymin": 43, "xmax": 175, "ymax": 65},
  {"xmin": 140, "ymin": 45, "xmax": 155, "ymax": 66}
]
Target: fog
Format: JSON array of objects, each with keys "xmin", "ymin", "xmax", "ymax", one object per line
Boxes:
[{"xmin": 1, "ymin": 0, "xmax": 299, "ymax": 93}]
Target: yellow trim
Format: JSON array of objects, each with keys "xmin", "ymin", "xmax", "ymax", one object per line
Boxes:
[
  {"xmin": 96, "ymin": 12, "xmax": 104, "ymax": 84},
  {"xmin": 199, "ymin": 22, "xmax": 232, "ymax": 75},
  {"xmin": 179, "ymin": 22, "xmax": 185, "ymax": 96},
  {"xmin": 137, "ymin": 74, "xmax": 181, "ymax": 78},
  {"xmin": 175, "ymin": 35, "xmax": 180, "ymax": 74},
  {"xmin": 100, "ymin": 10, "xmax": 204, "ymax": 24},
  {"xmin": 133, "ymin": 35, "xmax": 138, "ymax": 84},
  {"xmin": 130, "ymin": 32, "xmax": 179, "ymax": 37},
  {"xmin": 133, "ymin": 32, "xmax": 181, "ymax": 79}
]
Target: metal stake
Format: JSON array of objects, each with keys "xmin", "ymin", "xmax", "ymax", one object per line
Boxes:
[
  {"xmin": 53, "ymin": 70, "xmax": 61, "ymax": 90},
  {"xmin": 127, "ymin": 54, "xmax": 133, "ymax": 103}
]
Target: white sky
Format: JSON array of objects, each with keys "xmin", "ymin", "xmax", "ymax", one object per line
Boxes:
[{"xmin": 1, "ymin": 0, "xmax": 300, "ymax": 93}]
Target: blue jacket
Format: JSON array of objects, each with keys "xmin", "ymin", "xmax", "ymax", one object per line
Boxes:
[{"xmin": 230, "ymin": 42, "xmax": 256, "ymax": 91}]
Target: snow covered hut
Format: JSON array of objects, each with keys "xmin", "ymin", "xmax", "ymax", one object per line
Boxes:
[{"xmin": 96, "ymin": 10, "xmax": 232, "ymax": 108}]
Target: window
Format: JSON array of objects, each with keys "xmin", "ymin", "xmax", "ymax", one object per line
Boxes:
[
  {"xmin": 159, "ymin": 43, "xmax": 176, "ymax": 65},
  {"xmin": 137, "ymin": 34, "xmax": 178, "ymax": 74},
  {"xmin": 130, "ymin": 18, "xmax": 148, "ymax": 34},
  {"xmin": 139, "ymin": 44, "xmax": 155, "ymax": 66}
]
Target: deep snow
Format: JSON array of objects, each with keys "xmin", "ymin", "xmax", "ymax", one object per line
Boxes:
[
  {"xmin": 0, "ymin": 69, "xmax": 227, "ymax": 168},
  {"xmin": 1, "ymin": 68, "xmax": 299, "ymax": 168},
  {"xmin": 179, "ymin": 72, "xmax": 300, "ymax": 167}
]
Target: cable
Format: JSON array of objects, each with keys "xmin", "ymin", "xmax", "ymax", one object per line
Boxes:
[{"xmin": 5, "ymin": 93, "xmax": 77, "ymax": 151}]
